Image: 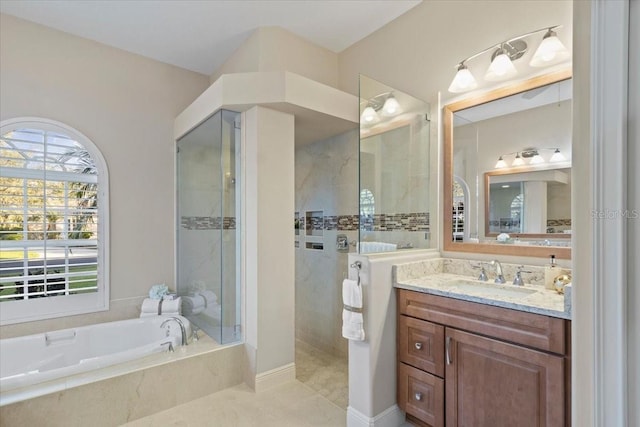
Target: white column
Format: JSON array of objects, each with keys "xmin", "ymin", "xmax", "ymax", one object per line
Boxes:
[
  {"xmin": 243, "ymin": 106, "xmax": 296, "ymax": 390},
  {"xmin": 574, "ymin": 0, "xmax": 630, "ymax": 425},
  {"xmin": 523, "ymin": 181, "xmax": 547, "ymax": 233}
]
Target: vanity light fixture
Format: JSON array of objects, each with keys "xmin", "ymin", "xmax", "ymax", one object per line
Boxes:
[
  {"xmin": 512, "ymin": 153, "xmax": 525, "ymax": 167},
  {"xmin": 529, "ymin": 28, "xmax": 571, "ymax": 67},
  {"xmin": 549, "ymin": 148, "xmax": 567, "ymax": 162},
  {"xmin": 484, "ymin": 44, "xmax": 521, "ymax": 81},
  {"xmin": 381, "ymin": 94, "xmax": 401, "ymax": 116},
  {"xmin": 360, "ymin": 92, "xmax": 402, "ymax": 125},
  {"xmin": 448, "ymin": 25, "xmax": 569, "ymax": 93},
  {"xmin": 449, "ymin": 62, "xmax": 478, "ymax": 93},
  {"xmin": 494, "ymin": 148, "xmax": 567, "ymax": 169},
  {"xmin": 360, "ymin": 105, "xmax": 380, "ymax": 124}
]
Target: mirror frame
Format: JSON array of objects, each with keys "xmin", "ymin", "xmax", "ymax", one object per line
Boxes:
[
  {"xmin": 484, "ymin": 166, "xmax": 572, "ymax": 238},
  {"xmin": 443, "ymin": 69, "xmax": 572, "ymax": 259}
]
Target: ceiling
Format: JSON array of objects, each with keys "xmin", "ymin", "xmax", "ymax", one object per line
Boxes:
[{"xmin": 0, "ymin": 0, "xmax": 421, "ymax": 76}]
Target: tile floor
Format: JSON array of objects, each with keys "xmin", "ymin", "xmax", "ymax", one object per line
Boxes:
[{"xmin": 121, "ymin": 341, "xmax": 349, "ymax": 426}]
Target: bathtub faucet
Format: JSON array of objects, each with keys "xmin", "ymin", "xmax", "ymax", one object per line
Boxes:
[{"xmin": 160, "ymin": 317, "xmax": 188, "ymax": 346}]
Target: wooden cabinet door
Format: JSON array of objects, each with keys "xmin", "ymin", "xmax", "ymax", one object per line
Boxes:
[{"xmin": 445, "ymin": 328, "xmax": 565, "ymax": 427}]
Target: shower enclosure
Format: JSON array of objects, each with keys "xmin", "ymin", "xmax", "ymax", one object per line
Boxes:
[{"xmin": 176, "ymin": 110, "xmax": 241, "ymax": 345}]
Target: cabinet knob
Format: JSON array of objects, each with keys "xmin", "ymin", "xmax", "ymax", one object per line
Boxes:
[
  {"xmin": 414, "ymin": 392, "xmax": 423, "ymax": 401},
  {"xmin": 414, "ymin": 342, "xmax": 423, "ymax": 350}
]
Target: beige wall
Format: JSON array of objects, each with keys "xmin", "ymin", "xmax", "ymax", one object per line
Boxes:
[
  {"xmin": 210, "ymin": 27, "xmax": 339, "ymax": 88},
  {"xmin": 0, "ymin": 14, "xmax": 209, "ymax": 335}
]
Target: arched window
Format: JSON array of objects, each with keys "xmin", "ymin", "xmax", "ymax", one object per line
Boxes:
[
  {"xmin": 0, "ymin": 118, "xmax": 109, "ymax": 324},
  {"xmin": 360, "ymin": 189, "xmax": 375, "ymax": 217}
]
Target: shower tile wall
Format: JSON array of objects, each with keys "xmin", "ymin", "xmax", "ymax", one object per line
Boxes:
[{"xmin": 295, "ymin": 129, "xmax": 358, "ymax": 358}]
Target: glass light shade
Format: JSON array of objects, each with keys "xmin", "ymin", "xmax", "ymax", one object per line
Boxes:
[
  {"xmin": 495, "ymin": 157, "xmax": 507, "ymax": 169},
  {"xmin": 381, "ymin": 95, "xmax": 401, "ymax": 116},
  {"xmin": 485, "ymin": 51, "xmax": 518, "ymax": 81},
  {"xmin": 530, "ymin": 154, "xmax": 545, "ymax": 165},
  {"xmin": 512, "ymin": 154, "xmax": 525, "ymax": 167},
  {"xmin": 360, "ymin": 106, "xmax": 380, "ymax": 124},
  {"xmin": 550, "ymin": 149, "xmax": 566, "ymax": 162},
  {"xmin": 448, "ymin": 65, "xmax": 478, "ymax": 93},
  {"xmin": 530, "ymin": 31, "xmax": 570, "ymax": 67}
]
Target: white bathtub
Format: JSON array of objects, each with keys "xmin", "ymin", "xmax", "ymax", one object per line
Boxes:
[{"xmin": 0, "ymin": 315, "xmax": 191, "ymax": 392}]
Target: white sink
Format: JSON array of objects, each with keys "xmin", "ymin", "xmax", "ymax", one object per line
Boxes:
[{"xmin": 445, "ymin": 279, "xmax": 537, "ymax": 299}]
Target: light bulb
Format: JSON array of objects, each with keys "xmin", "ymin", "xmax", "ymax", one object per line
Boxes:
[
  {"xmin": 530, "ymin": 154, "xmax": 545, "ymax": 165},
  {"xmin": 495, "ymin": 156, "xmax": 507, "ymax": 169},
  {"xmin": 512, "ymin": 153, "xmax": 525, "ymax": 167},
  {"xmin": 530, "ymin": 29, "xmax": 570, "ymax": 67},
  {"xmin": 550, "ymin": 149, "xmax": 566, "ymax": 162},
  {"xmin": 360, "ymin": 106, "xmax": 379, "ymax": 125},
  {"xmin": 448, "ymin": 63, "xmax": 478, "ymax": 93},
  {"xmin": 485, "ymin": 48, "xmax": 518, "ymax": 81},
  {"xmin": 382, "ymin": 95, "xmax": 401, "ymax": 116}
]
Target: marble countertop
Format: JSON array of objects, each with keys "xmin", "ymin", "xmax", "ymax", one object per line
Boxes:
[{"xmin": 394, "ymin": 272, "xmax": 571, "ymax": 320}]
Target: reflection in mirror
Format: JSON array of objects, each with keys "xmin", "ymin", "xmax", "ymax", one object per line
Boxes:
[
  {"xmin": 443, "ymin": 70, "xmax": 572, "ymax": 259},
  {"xmin": 486, "ymin": 168, "xmax": 571, "ymax": 236},
  {"xmin": 358, "ymin": 75, "xmax": 434, "ymax": 253}
]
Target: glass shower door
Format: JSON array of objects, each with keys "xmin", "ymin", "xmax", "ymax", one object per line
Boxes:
[{"xmin": 177, "ymin": 110, "xmax": 241, "ymax": 344}]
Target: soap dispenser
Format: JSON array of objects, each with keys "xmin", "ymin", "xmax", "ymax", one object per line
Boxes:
[{"xmin": 544, "ymin": 255, "xmax": 558, "ymax": 290}]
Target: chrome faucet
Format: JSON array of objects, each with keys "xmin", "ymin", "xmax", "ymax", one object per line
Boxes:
[
  {"xmin": 160, "ymin": 316, "xmax": 188, "ymax": 346},
  {"xmin": 491, "ymin": 260, "xmax": 506, "ymax": 284},
  {"xmin": 513, "ymin": 266, "xmax": 532, "ymax": 286},
  {"xmin": 472, "ymin": 263, "xmax": 488, "ymax": 281}
]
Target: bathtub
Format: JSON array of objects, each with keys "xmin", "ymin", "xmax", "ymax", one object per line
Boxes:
[{"xmin": 0, "ymin": 315, "xmax": 191, "ymax": 392}]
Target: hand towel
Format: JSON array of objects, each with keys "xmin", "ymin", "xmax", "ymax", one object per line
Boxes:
[
  {"xmin": 182, "ymin": 294, "xmax": 206, "ymax": 315},
  {"xmin": 342, "ymin": 279, "xmax": 365, "ymax": 341}
]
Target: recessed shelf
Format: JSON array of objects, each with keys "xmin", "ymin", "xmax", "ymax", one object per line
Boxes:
[{"xmin": 305, "ymin": 242, "xmax": 324, "ymax": 250}]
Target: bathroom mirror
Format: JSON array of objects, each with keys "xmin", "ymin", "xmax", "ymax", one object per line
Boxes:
[{"xmin": 444, "ymin": 69, "xmax": 572, "ymax": 259}]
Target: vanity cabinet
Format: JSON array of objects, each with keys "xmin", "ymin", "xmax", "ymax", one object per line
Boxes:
[{"xmin": 397, "ymin": 289, "xmax": 570, "ymax": 427}]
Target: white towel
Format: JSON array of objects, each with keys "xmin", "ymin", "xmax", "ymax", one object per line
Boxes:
[
  {"xmin": 199, "ymin": 290, "xmax": 218, "ymax": 306},
  {"xmin": 182, "ymin": 294, "xmax": 206, "ymax": 315},
  {"xmin": 341, "ymin": 279, "xmax": 365, "ymax": 341},
  {"xmin": 140, "ymin": 297, "xmax": 182, "ymax": 317}
]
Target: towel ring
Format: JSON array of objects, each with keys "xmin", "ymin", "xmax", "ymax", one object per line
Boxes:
[{"xmin": 350, "ymin": 261, "xmax": 362, "ymax": 286}]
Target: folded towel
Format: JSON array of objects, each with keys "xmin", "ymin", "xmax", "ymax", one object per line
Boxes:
[
  {"xmin": 199, "ymin": 290, "xmax": 218, "ymax": 306},
  {"xmin": 182, "ymin": 294, "xmax": 206, "ymax": 315},
  {"xmin": 341, "ymin": 279, "xmax": 364, "ymax": 341},
  {"xmin": 140, "ymin": 297, "xmax": 182, "ymax": 317},
  {"xmin": 357, "ymin": 242, "xmax": 397, "ymax": 254}
]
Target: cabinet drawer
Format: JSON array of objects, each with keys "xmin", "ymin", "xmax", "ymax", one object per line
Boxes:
[
  {"xmin": 398, "ymin": 289, "xmax": 567, "ymax": 354},
  {"xmin": 398, "ymin": 363, "xmax": 444, "ymax": 427},
  {"xmin": 399, "ymin": 315, "xmax": 445, "ymax": 377}
]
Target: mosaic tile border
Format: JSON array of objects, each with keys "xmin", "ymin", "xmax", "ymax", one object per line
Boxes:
[
  {"xmin": 547, "ymin": 218, "xmax": 571, "ymax": 226},
  {"xmin": 489, "ymin": 218, "xmax": 571, "ymax": 227},
  {"xmin": 181, "ymin": 216, "xmax": 236, "ymax": 230},
  {"xmin": 296, "ymin": 212, "xmax": 429, "ymax": 232}
]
